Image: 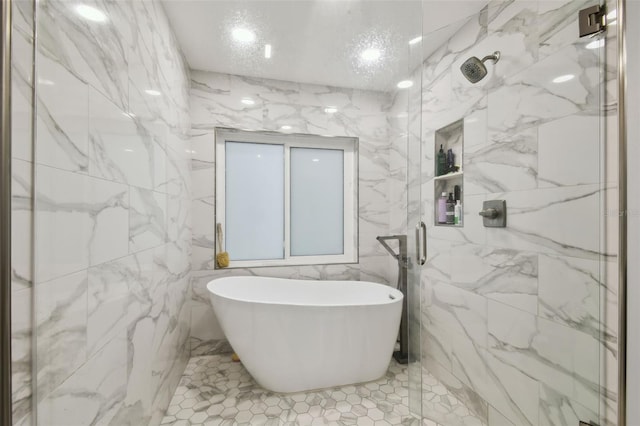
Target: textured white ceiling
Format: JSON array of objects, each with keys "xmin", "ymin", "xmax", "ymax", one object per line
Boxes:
[{"xmin": 161, "ymin": 0, "xmax": 488, "ymax": 91}]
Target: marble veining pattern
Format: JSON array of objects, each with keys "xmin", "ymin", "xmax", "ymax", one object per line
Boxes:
[
  {"xmin": 161, "ymin": 354, "xmax": 485, "ymax": 426},
  {"xmin": 189, "ymin": 70, "xmax": 395, "ymax": 354},
  {"xmin": 34, "ymin": 0, "xmax": 193, "ymax": 425},
  {"xmin": 11, "ymin": 0, "xmax": 34, "ymax": 424},
  {"xmin": 400, "ymin": 0, "xmax": 619, "ymax": 425}
]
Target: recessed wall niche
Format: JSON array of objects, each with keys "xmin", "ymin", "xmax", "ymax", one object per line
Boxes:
[{"xmin": 433, "ymin": 119, "xmax": 463, "ymax": 227}]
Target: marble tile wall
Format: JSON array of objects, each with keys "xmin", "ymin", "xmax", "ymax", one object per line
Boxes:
[
  {"xmin": 626, "ymin": 1, "xmax": 640, "ymax": 423},
  {"xmin": 385, "ymin": 1, "xmax": 620, "ymax": 425},
  {"xmin": 33, "ymin": 0, "xmax": 192, "ymax": 425},
  {"xmin": 188, "ymin": 70, "xmax": 395, "ymax": 355},
  {"xmin": 11, "ymin": 1, "xmax": 35, "ymax": 425}
]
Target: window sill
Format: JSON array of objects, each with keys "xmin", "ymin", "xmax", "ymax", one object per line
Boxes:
[{"xmin": 215, "ymin": 255, "xmax": 358, "ymax": 270}]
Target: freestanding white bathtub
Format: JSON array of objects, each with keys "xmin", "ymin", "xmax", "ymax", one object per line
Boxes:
[{"xmin": 206, "ymin": 276, "xmax": 403, "ymax": 393}]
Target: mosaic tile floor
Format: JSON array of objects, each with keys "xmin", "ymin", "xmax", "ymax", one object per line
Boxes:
[{"xmin": 162, "ymin": 354, "xmax": 484, "ymax": 426}]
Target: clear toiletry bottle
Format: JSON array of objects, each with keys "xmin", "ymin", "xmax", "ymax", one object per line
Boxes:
[
  {"xmin": 438, "ymin": 192, "xmax": 447, "ymax": 224},
  {"xmin": 437, "ymin": 145, "xmax": 446, "ymax": 176},
  {"xmin": 454, "ymin": 200, "xmax": 461, "ymax": 225},
  {"xmin": 446, "ymin": 193, "xmax": 455, "ymax": 224}
]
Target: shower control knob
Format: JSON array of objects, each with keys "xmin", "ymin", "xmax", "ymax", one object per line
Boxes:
[
  {"xmin": 479, "ymin": 200, "xmax": 507, "ymax": 227},
  {"xmin": 478, "ymin": 208, "xmax": 498, "ymax": 219}
]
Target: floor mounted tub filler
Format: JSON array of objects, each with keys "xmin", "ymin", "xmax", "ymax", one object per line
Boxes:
[{"xmin": 207, "ymin": 276, "xmax": 403, "ymax": 393}]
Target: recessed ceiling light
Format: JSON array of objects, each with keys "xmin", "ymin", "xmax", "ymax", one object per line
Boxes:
[
  {"xmin": 312, "ymin": 159, "xmax": 320, "ymax": 162},
  {"xmin": 145, "ymin": 89, "xmax": 161, "ymax": 96},
  {"xmin": 241, "ymin": 98, "xmax": 255, "ymax": 105},
  {"xmin": 360, "ymin": 48, "xmax": 381, "ymax": 62},
  {"xmin": 280, "ymin": 125, "xmax": 292, "ymax": 130},
  {"xmin": 75, "ymin": 4, "xmax": 108, "ymax": 22},
  {"xmin": 397, "ymin": 80, "xmax": 414, "ymax": 89},
  {"xmin": 409, "ymin": 36, "xmax": 422, "ymax": 45},
  {"xmin": 552, "ymin": 74, "xmax": 575, "ymax": 84},
  {"xmin": 324, "ymin": 107, "xmax": 338, "ymax": 114},
  {"xmin": 232, "ymin": 28, "xmax": 256, "ymax": 43},
  {"xmin": 586, "ymin": 39, "xmax": 605, "ymax": 50},
  {"xmin": 265, "ymin": 44, "xmax": 272, "ymax": 59}
]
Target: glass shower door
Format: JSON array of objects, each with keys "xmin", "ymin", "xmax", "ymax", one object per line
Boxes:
[{"xmin": 407, "ymin": 1, "xmax": 611, "ymax": 425}]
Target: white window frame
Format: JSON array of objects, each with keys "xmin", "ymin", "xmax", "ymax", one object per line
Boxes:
[{"xmin": 215, "ymin": 127, "xmax": 358, "ymax": 269}]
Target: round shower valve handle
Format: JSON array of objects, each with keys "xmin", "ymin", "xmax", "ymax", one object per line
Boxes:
[{"xmin": 478, "ymin": 208, "xmax": 499, "ymax": 219}]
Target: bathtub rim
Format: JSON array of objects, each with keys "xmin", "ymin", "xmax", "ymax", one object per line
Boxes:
[{"xmin": 206, "ymin": 276, "xmax": 403, "ymax": 308}]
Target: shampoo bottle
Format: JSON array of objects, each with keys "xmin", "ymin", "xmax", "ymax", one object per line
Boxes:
[
  {"xmin": 454, "ymin": 200, "xmax": 462, "ymax": 225},
  {"xmin": 446, "ymin": 193, "xmax": 455, "ymax": 224},
  {"xmin": 437, "ymin": 145, "xmax": 446, "ymax": 176},
  {"xmin": 438, "ymin": 192, "xmax": 447, "ymax": 224},
  {"xmin": 446, "ymin": 149, "xmax": 455, "ymax": 173}
]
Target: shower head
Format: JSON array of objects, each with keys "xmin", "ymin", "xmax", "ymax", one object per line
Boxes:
[{"xmin": 460, "ymin": 51, "xmax": 501, "ymax": 83}]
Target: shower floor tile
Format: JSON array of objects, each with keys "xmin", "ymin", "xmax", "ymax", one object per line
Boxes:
[{"xmin": 161, "ymin": 354, "xmax": 430, "ymax": 426}]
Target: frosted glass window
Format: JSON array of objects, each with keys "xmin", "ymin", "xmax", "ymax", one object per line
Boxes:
[
  {"xmin": 290, "ymin": 148, "xmax": 344, "ymax": 256},
  {"xmin": 216, "ymin": 128, "xmax": 356, "ymax": 268},
  {"xmin": 225, "ymin": 142, "xmax": 284, "ymax": 260}
]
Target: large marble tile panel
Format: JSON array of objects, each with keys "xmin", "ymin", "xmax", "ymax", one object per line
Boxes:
[
  {"xmin": 127, "ymin": 0, "xmax": 190, "ymax": 134},
  {"xmin": 359, "ymin": 254, "xmax": 392, "ymax": 285},
  {"xmin": 538, "ymin": 254, "xmax": 603, "ymax": 343},
  {"xmin": 11, "ymin": 288, "xmax": 32, "ymax": 425},
  {"xmin": 539, "ymin": 383, "xmax": 600, "ymax": 426},
  {"xmin": 36, "ymin": 270, "xmax": 88, "ymax": 397},
  {"xmin": 465, "ymin": 126, "xmax": 538, "ymax": 193},
  {"xmin": 485, "ymin": 0, "xmax": 539, "ymax": 81},
  {"xmin": 485, "ymin": 184, "xmax": 601, "ymax": 260},
  {"xmin": 479, "ymin": 348, "xmax": 539, "ymax": 426},
  {"xmin": 191, "ymin": 302, "xmax": 225, "ymax": 348},
  {"xmin": 538, "ymin": 0, "xmax": 593, "ymax": 59},
  {"xmin": 122, "ymin": 316, "xmax": 155, "ymax": 426},
  {"xmin": 38, "ymin": 333, "xmax": 128, "ymax": 426},
  {"xmin": 488, "ymin": 300, "xmax": 602, "ymax": 412},
  {"xmin": 37, "ymin": 0, "xmax": 131, "ymax": 109},
  {"xmin": 230, "ymin": 73, "xmax": 303, "ymax": 106},
  {"xmin": 489, "ymin": 43, "xmax": 601, "ymax": 134},
  {"xmin": 163, "ymin": 133, "xmax": 192, "ymax": 198},
  {"xmin": 36, "ymin": 165, "xmax": 129, "ymax": 282},
  {"xmin": 190, "ymin": 90, "xmax": 266, "ymax": 131},
  {"xmin": 89, "ymin": 87, "xmax": 155, "ymax": 189},
  {"xmin": 149, "ymin": 283, "xmax": 190, "ymax": 423},
  {"xmin": 449, "ymin": 244, "xmax": 538, "ymax": 314},
  {"xmin": 190, "ymin": 131, "xmax": 215, "ymax": 170},
  {"xmin": 190, "ymin": 71, "xmax": 231, "ymax": 98},
  {"xmin": 538, "ymin": 114, "xmax": 600, "ymax": 187},
  {"xmin": 36, "ymin": 53, "xmax": 89, "ymax": 173},
  {"xmin": 421, "ymin": 362, "xmax": 489, "ymax": 425},
  {"xmin": 87, "ymin": 251, "xmax": 154, "ymax": 357},
  {"xmin": 11, "ymin": 159, "xmax": 32, "ymax": 292},
  {"xmin": 191, "ymin": 166, "xmax": 215, "ymax": 201},
  {"xmin": 130, "ymin": 188, "xmax": 168, "ymax": 252},
  {"xmin": 167, "ymin": 193, "xmax": 191, "ymax": 248},
  {"xmin": 423, "ymin": 281, "xmax": 488, "ymax": 348},
  {"xmin": 11, "ymin": 3, "xmax": 34, "ymax": 164},
  {"xmin": 422, "ymin": 321, "xmax": 454, "ymax": 372},
  {"xmin": 488, "ymin": 405, "xmax": 514, "ymax": 425},
  {"xmin": 451, "ymin": 328, "xmax": 489, "ymax": 391}
]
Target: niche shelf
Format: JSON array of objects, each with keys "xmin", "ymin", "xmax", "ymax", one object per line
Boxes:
[
  {"xmin": 433, "ymin": 170, "xmax": 464, "ymax": 181},
  {"xmin": 434, "ymin": 119, "xmax": 464, "ymax": 228}
]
